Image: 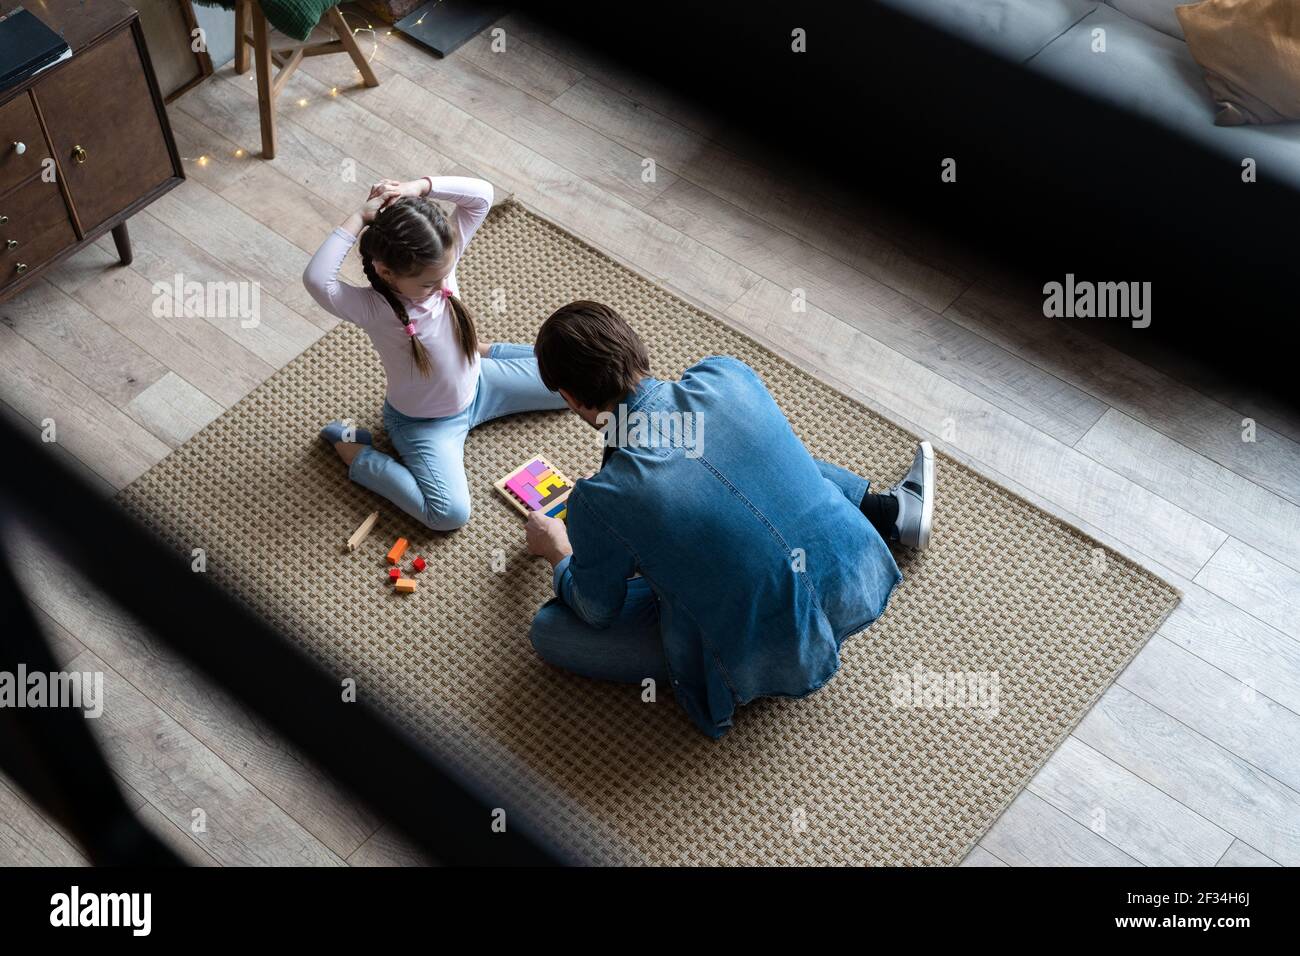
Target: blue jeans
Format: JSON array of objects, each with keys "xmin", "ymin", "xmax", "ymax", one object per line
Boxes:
[
  {"xmin": 528, "ymin": 458, "xmax": 871, "ymax": 684},
  {"xmin": 348, "ymin": 343, "xmax": 568, "ymax": 530}
]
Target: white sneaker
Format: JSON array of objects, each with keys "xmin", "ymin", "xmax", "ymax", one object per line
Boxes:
[{"xmin": 891, "ymin": 441, "xmax": 934, "ymax": 550}]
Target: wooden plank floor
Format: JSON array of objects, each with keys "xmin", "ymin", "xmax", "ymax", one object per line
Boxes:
[{"xmin": 2, "ymin": 9, "xmax": 1295, "ymax": 867}]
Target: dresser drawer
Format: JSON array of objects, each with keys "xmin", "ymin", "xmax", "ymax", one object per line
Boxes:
[
  {"xmin": 0, "ymin": 93, "xmax": 50, "ymax": 191},
  {"xmin": 32, "ymin": 26, "xmax": 175, "ymax": 234},
  {"xmin": 0, "ymin": 176, "xmax": 77, "ymax": 289}
]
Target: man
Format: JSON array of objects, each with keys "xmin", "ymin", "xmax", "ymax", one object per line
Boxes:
[{"xmin": 524, "ymin": 301, "xmax": 934, "ymax": 738}]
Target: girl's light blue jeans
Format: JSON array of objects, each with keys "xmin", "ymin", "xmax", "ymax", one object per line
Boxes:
[{"xmin": 348, "ymin": 343, "xmax": 568, "ymax": 530}]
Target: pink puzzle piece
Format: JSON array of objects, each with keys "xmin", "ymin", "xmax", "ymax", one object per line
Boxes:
[{"xmin": 505, "ymin": 471, "xmax": 543, "ymax": 506}]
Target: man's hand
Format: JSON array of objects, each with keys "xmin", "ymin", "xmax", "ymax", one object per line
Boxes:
[{"xmin": 525, "ymin": 512, "xmax": 573, "ymax": 567}]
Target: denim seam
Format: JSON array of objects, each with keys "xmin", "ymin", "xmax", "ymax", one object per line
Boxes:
[
  {"xmin": 389, "ymin": 421, "xmax": 458, "ymax": 520},
  {"xmin": 626, "ymin": 379, "xmax": 667, "ymax": 413},
  {"xmin": 564, "ymin": 485, "xmax": 643, "ymax": 622}
]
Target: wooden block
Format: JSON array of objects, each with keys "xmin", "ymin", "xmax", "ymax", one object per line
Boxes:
[
  {"xmin": 505, "ymin": 471, "xmax": 541, "ymax": 505},
  {"xmin": 535, "ymin": 473, "xmax": 567, "ymax": 496},
  {"xmin": 386, "ymin": 538, "xmax": 408, "ymax": 565},
  {"xmin": 536, "ymin": 481, "xmax": 570, "ymax": 507},
  {"xmin": 346, "ymin": 511, "xmax": 379, "ymax": 551},
  {"xmin": 394, "ymin": 578, "xmax": 416, "ymax": 594}
]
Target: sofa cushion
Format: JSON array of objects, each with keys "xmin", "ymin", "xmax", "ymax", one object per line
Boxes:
[
  {"xmin": 877, "ymin": 0, "xmax": 1100, "ymax": 63},
  {"xmin": 1031, "ymin": 6, "xmax": 1300, "ymax": 187},
  {"xmin": 1106, "ymin": 0, "xmax": 1188, "ymax": 40},
  {"xmin": 1178, "ymin": 0, "xmax": 1300, "ymax": 126}
]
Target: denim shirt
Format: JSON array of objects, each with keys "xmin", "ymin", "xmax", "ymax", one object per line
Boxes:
[{"xmin": 551, "ymin": 356, "xmax": 902, "ymax": 738}]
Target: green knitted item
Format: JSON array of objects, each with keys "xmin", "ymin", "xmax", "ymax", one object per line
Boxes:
[{"xmin": 194, "ymin": 0, "xmax": 339, "ymax": 43}]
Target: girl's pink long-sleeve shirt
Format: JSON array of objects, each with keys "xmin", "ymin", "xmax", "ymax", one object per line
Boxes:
[{"xmin": 303, "ymin": 176, "xmax": 493, "ymax": 419}]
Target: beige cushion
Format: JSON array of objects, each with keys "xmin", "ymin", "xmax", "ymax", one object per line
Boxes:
[{"xmin": 1177, "ymin": 0, "xmax": 1300, "ymax": 125}]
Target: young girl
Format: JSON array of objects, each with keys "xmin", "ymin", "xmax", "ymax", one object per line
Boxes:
[{"xmin": 303, "ymin": 175, "xmax": 567, "ymax": 530}]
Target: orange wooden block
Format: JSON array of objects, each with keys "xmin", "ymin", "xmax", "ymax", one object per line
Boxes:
[
  {"xmin": 386, "ymin": 537, "xmax": 408, "ymax": 565},
  {"xmin": 394, "ymin": 577, "xmax": 417, "ymax": 594}
]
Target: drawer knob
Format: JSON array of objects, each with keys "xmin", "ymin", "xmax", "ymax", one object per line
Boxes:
[
  {"xmin": 12, "ymin": 141, "xmax": 24, "ymax": 155},
  {"xmin": 72, "ymin": 145, "xmax": 88, "ymax": 164},
  {"xmin": 0, "ymin": 215, "xmax": 6, "ymax": 224},
  {"xmin": 5, "ymin": 240, "xmax": 15, "ymax": 250},
  {"xmin": 15, "ymin": 262, "xmax": 27, "ymax": 274}
]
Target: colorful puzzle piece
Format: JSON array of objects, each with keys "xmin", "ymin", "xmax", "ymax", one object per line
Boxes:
[
  {"xmin": 495, "ymin": 456, "xmax": 575, "ymax": 521},
  {"xmin": 535, "ymin": 473, "xmax": 566, "ymax": 497},
  {"xmin": 505, "ymin": 471, "xmax": 542, "ymax": 506}
]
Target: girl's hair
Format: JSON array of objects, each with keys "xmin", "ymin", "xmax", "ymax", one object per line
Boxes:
[{"xmin": 358, "ymin": 197, "xmax": 478, "ymax": 375}]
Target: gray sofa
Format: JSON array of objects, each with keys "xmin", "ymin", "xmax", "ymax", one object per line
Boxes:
[{"xmin": 880, "ymin": 0, "xmax": 1300, "ymax": 188}]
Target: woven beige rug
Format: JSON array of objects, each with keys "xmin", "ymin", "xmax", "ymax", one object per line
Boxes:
[{"xmin": 119, "ymin": 201, "xmax": 1179, "ymax": 866}]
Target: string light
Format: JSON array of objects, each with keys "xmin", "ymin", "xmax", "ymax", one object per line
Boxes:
[
  {"xmin": 238, "ymin": 11, "xmax": 383, "ymax": 108},
  {"xmin": 338, "ymin": 10, "xmax": 379, "ymax": 63},
  {"xmin": 414, "ymin": 0, "xmax": 444, "ymax": 28}
]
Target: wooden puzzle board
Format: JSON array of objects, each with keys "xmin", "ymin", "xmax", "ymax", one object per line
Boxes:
[{"xmin": 494, "ymin": 456, "xmax": 574, "ymax": 520}]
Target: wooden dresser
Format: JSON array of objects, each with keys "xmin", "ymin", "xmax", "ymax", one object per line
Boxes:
[{"xmin": 0, "ymin": 0, "xmax": 183, "ymax": 300}]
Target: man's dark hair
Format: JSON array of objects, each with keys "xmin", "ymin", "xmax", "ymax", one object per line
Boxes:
[{"xmin": 535, "ymin": 301, "xmax": 651, "ymax": 409}]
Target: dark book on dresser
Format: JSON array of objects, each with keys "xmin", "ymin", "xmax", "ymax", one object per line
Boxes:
[{"xmin": 0, "ymin": 6, "xmax": 71, "ymax": 92}]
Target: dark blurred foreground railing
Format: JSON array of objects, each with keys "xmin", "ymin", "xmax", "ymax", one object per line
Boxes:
[{"xmin": 0, "ymin": 414, "xmax": 570, "ymax": 866}]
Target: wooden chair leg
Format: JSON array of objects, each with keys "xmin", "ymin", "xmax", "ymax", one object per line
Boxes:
[
  {"xmin": 328, "ymin": 7, "xmax": 380, "ymax": 88},
  {"xmin": 234, "ymin": 0, "xmax": 250, "ymax": 74},
  {"xmin": 251, "ymin": 6, "xmax": 277, "ymax": 159}
]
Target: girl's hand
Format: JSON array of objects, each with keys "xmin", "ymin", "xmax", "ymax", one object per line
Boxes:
[
  {"xmin": 360, "ymin": 180, "xmax": 403, "ymax": 223},
  {"xmin": 377, "ymin": 177, "xmax": 429, "ymax": 201}
]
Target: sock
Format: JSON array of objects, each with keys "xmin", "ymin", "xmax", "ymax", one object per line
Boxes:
[
  {"xmin": 320, "ymin": 421, "xmax": 373, "ymax": 446},
  {"xmin": 859, "ymin": 491, "xmax": 899, "ymax": 542}
]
